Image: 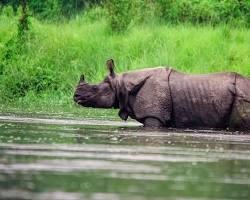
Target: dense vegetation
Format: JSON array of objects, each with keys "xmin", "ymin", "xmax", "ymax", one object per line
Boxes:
[
  {"xmin": 0, "ymin": 1, "xmax": 249, "ymax": 113},
  {"xmin": 1, "ymin": 0, "xmax": 250, "ymax": 30}
]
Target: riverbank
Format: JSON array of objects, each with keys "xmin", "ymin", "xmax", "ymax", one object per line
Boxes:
[{"xmin": 0, "ymin": 13, "xmax": 250, "ymax": 114}]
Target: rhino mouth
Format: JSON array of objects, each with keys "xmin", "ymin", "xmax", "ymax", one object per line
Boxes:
[
  {"xmin": 75, "ymin": 98, "xmax": 96, "ymax": 107},
  {"xmin": 73, "ymin": 94, "xmax": 83, "ymax": 104},
  {"xmin": 74, "ymin": 93, "xmax": 90, "ymax": 106}
]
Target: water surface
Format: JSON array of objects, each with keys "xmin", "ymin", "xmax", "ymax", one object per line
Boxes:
[{"xmin": 0, "ymin": 114, "xmax": 250, "ymax": 200}]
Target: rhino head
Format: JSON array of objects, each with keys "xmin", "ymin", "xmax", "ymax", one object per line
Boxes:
[{"xmin": 74, "ymin": 59, "xmax": 119, "ymax": 109}]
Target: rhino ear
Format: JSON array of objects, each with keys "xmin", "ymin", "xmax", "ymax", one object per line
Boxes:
[
  {"xmin": 79, "ymin": 74, "xmax": 85, "ymax": 83},
  {"xmin": 106, "ymin": 59, "xmax": 115, "ymax": 78}
]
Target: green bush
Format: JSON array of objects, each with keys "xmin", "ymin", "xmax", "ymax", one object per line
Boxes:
[
  {"xmin": 1, "ymin": 37, "xmax": 60, "ymax": 100},
  {"xmin": 1, "ymin": 4, "xmax": 14, "ymax": 16},
  {"xmin": 214, "ymin": 0, "xmax": 250, "ymax": 25},
  {"xmin": 1, "ymin": 67, "xmax": 60, "ymax": 100},
  {"xmin": 83, "ymin": 6, "xmax": 107, "ymax": 23},
  {"xmin": 104, "ymin": 0, "xmax": 250, "ymax": 31},
  {"xmin": 105, "ymin": 0, "xmax": 133, "ymax": 32},
  {"xmin": 2, "ymin": 0, "xmax": 250, "ymax": 27},
  {"xmin": 155, "ymin": 0, "xmax": 250, "ymax": 26},
  {"xmin": 1, "ymin": 0, "xmax": 102, "ymax": 20}
]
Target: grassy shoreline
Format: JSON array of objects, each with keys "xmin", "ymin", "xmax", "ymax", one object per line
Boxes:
[{"xmin": 0, "ymin": 14, "xmax": 250, "ymax": 114}]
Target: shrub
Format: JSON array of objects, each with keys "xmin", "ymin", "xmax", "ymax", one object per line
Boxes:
[
  {"xmin": 155, "ymin": 0, "xmax": 250, "ymax": 26},
  {"xmin": 105, "ymin": 0, "xmax": 133, "ymax": 32},
  {"xmin": 1, "ymin": 63, "xmax": 60, "ymax": 100},
  {"xmin": 1, "ymin": 4, "xmax": 14, "ymax": 16},
  {"xmin": 2, "ymin": 0, "xmax": 250, "ymax": 27},
  {"xmin": 0, "ymin": 0, "xmax": 103, "ymax": 20}
]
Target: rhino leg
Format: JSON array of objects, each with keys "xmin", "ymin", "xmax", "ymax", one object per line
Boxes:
[
  {"xmin": 229, "ymin": 74, "xmax": 250, "ymax": 130},
  {"xmin": 144, "ymin": 118, "xmax": 163, "ymax": 128}
]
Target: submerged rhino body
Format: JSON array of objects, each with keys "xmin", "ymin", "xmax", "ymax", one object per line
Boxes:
[{"xmin": 74, "ymin": 59, "xmax": 250, "ymax": 130}]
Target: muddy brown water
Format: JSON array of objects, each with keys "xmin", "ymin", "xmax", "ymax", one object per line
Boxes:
[{"xmin": 0, "ymin": 113, "xmax": 250, "ymax": 200}]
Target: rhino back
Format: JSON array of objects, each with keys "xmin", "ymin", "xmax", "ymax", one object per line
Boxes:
[{"xmin": 169, "ymin": 71, "xmax": 236, "ymax": 128}]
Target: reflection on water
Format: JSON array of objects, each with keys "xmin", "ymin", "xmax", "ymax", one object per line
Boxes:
[{"xmin": 0, "ymin": 114, "xmax": 250, "ymax": 200}]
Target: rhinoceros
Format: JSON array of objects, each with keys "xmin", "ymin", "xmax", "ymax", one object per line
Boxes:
[{"xmin": 74, "ymin": 59, "xmax": 250, "ymax": 130}]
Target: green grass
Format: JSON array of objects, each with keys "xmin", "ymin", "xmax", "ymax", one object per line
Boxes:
[{"xmin": 0, "ymin": 13, "xmax": 250, "ymax": 115}]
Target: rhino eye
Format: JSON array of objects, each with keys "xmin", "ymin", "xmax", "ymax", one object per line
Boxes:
[{"xmin": 103, "ymin": 77, "xmax": 110, "ymax": 83}]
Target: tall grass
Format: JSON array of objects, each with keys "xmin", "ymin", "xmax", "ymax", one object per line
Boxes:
[{"xmin": 0, "ymin": 11, "xmax": 250, "ymax": 113}]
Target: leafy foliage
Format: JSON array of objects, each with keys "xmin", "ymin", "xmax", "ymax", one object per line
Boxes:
[
  {"xmin": 0, "ymin": 0, "xmax": 102, "ymax": 20},
  {"xmin": 105, "ymin": 0, "xmax": 133, "ymax": 32},
  {"xmin": 1, "ymin": 0, "xmax": 250, "ymax": 28},
  {"xmin": 104, "ymin": 0, "xmax": 250, "ymax": 31},
  {"xmin": 0, "ymin": 1, "xmax": 250, "ymax": 110}
]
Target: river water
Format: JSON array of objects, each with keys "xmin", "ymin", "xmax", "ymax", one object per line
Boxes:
[{"xmin": 0, "ymin": 113, "xmax": 250, "ymax": 200}]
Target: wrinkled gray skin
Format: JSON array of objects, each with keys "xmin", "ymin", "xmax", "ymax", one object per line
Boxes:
[{"xmin": 74, "ymin": 59, "xmax": 250, "ymax": 130}]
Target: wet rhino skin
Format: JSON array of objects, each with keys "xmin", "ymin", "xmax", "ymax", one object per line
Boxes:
[
  {"xmin": 115, "ymin": 68, "xmax": 250, "ymax": 130},
  {"xmin": 74, "ymin": 64, "xmax": 250, "ymax": 130},
  {"xmin": 169, "ymin": 70, "xmax": 250, "ymax": 129}
]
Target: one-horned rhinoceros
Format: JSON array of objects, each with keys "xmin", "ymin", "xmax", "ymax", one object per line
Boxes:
[{"xmin": 74, "ymin": 59, "xmax": 250, "ymax": 130}]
